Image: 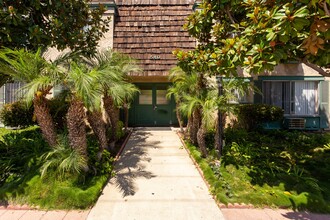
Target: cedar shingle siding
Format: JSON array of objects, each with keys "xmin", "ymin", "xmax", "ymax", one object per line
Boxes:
[{"xmin": 113, "ymin": 0, "xmax": 196, "ymax": 77}]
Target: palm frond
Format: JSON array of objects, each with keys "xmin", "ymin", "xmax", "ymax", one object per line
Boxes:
[
  {"xmin": 66, "ymin": 62, "xmax": 103, "ymax": 111},
  {"xmin": 40, "ymin": 134, "xmax": 87, "ymax": 179}
]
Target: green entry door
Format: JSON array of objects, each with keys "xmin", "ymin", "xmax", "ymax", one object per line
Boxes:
[{"xmin": 131, "ymin": 84, "xmax": 176, "ymax": 126}]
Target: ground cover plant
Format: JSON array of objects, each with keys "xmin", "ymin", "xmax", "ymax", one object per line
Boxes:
[
  {"xmin": 184, "ymin": 128, "xmax": 330, "ymax": 213},
  {"xmin": 0, "ymin": 126, "xmax": 129, "ymax": 209},
  {"xmin": 0, "ymin": 126, "xmax": 112, "ymax": 209}
]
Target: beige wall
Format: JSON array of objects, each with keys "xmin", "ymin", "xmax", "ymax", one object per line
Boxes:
[
  {"xmin": 97, "ymin": 8, "xmax": 115, "ymax": 50},
  {"xmin": 237, "ymin": 63, "xmax": 325, "ymax": 79}
]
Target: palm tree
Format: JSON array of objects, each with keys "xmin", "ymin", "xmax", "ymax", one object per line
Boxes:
[
  {"xmin": 89, "ymin": 50, "xmax": 141, "ymax": 141},
  {"xmin": 111, "ymin": 82, "xmax": 139, "ymax": 131},
  {"xmin": 168, "ymin": 67, "xmax": 199, "ymax": 135},
  {"xmin": 0, "ymin": 48, "xmax": 61, "ymax": 147},
  {"xmin": 64, "ymin": 62, "xmax": 103, "ymax": 172},
  {"xmin": 214, "ymin": 77, "xmax": 252, "ymax": 156}
]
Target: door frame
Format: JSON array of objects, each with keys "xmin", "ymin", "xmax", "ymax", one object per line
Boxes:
[{"xmin": 127, "ymin": 83, "xmax": 178, "ymax": 127}]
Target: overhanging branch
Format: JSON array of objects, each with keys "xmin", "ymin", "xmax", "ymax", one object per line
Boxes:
[
  {"xmin": 225, "ymin": 5, "xmax": 236, "ymax": 24},
  {"xmin": 302, "ymin": 58, "xmax": 330, "ymax": 77},
  {"xmin": 324, "ymin": 1, "xmax": 330, "ymax": 16}
]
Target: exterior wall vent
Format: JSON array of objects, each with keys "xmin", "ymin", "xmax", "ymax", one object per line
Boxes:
[{"xmin": 288, "ymin": 118, "xmax": 306, "ymax": 129}]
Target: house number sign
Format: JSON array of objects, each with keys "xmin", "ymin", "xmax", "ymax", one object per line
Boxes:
[{"xmin": 150, "ymin": 55, "xmax": 161, "ymax": 60}]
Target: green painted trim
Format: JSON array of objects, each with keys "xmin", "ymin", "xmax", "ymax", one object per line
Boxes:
[
  {"xmin": 193, "ymin": 1, "xmax": 202, "ymax": 11},
  {"xmin": 258, "ymin": 76, "xmax": 325, "ymax": 81},
  {"xmin": 89, "ymin": 2, "xmax": 117, "ymax": 9},
  {"xmin": 223, "ymin": 77, "xmax": 252, "ymax": 82}
]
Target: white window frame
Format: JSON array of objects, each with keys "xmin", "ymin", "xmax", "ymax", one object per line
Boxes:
[{"xmin": 263, "ymin": 80, "xmax": 319, "ymax": 116}]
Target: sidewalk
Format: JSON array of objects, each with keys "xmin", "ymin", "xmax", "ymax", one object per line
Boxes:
[
  {"xmin": 0, "ymin": 209, "xmax": 90, "ymax": 220},
  {"xmin": 87, "ymin": 127, "xmax": 225, "ymax": 220}
]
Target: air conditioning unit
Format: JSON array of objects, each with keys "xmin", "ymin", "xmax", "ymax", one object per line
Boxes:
[{"xmin": 288, "ymin": 118, "xmax": 306, "ymax": 129}]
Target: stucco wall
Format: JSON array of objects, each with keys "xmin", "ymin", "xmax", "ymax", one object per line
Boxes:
[{"xmin": 237, "ymin": 63, "xmax": 325, "ymax": 79}]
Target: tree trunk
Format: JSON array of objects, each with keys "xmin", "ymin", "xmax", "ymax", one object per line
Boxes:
[
  {"xmin": 190, "ymin": 109, "xmax": 201, "ymax": 145},
  {"xmin": 175, "ymin": 102, "xmax": 184, "ymax": 133},
  {"xmin": 87, "ymin": 110, "xmax": 108, "ymax": 160},
  {"xmin": 103, "ymin": 94, "xmax": 119, "ymax": 141},
  {"xmin": 186, "ymin": 116, "xmax": 193, "ymax": 140},
  {"xmin": 67, "ymin": 98, "xmax": 89, "ymax": 172},
  {"xmin": 33, "ymin": 96, "xmax": 57, "ymax": 147},
  {"xmin": 197, "ymin": 125, "xmax": 208, "ymax": 158},
  {"xmin": 214, "ymin": 115, "xmax": 220, "ymax": 155},
  {"xmin": 123, "ymin": 102, "xmax": 129, "ymax": 132}
]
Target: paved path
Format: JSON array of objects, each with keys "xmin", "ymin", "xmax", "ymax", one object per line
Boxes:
[{"xmin": 87, "ymin": 127, "xmax": 225, "ymax": 220}]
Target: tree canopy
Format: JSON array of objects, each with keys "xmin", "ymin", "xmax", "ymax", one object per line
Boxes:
[
  {"xmin": 0, "ymin": 0, "xmax": 110, "ymax": 86},
  {"xmin": 174, "ymin": 0, "xmax": 330, "ymax": 76},
  {"xmin": 0, "ymin": 0, "xmax": 109, "ymax": 53}
]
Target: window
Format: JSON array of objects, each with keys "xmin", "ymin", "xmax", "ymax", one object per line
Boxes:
[
  {"xmin": 139, "ymin": 90, "xmax": 152, "ymax": 104},
  {"xmin": 263, "ymin": 81, "xmax": 318, "ymax": 116},
  {"xmin": 229, "ymin": 89, "xmax": 248, "ymax": 104},
  {"xmin": 156, "ymin": 90, "xmax": 169, "ymax": 105},
  {"xmin": 0, "ymin": 85, "xmax": 4, "ymax": 110}
]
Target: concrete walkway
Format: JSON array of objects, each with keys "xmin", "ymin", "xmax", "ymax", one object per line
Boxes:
[{"xmin": 87, "ymin": 127, "xmax": 225, "ymax": 220}]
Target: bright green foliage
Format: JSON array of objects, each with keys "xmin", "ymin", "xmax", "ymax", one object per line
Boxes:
[
  {"xmin": 174, "ymin": 0, "xmax": 330, "ymax": 76},
  {"xmin": 6, "ymin": 172, "xmax": 108, "ymax": 209}
]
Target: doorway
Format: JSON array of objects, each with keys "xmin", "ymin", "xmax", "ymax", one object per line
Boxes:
[{"xmin": 128, "ymin": 83, "xmax": 177, "ymax": 126}]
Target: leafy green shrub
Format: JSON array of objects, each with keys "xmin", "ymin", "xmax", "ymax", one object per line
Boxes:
[
  {"xmin": 0, "ymin": 97, "xmax": 69, "ymax": 130},
  {"xmin": 236, "ymin": 104, "xmax": 284, "ymax": 130},
  {"xmin": 0, "ymin": 101, "xmax": 36, "ymax": 127},
  {"xmin": 87, "ymin": 135, "xmax": 114, "ymax": 176},
  {"xmin": 0, "ymin": 126, "xmax": 48, "ymax": 186}
]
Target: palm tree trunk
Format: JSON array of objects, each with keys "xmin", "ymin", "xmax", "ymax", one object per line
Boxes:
[
  {"xmin": 67, "ymin": 98, "xmax": 89, "ymax": 172},
  {"xmin": 103, "ymin": 94, "xmax": 119, "ymax": 141},
  {"xmin": 197, "ymin": 125, "xmax": 208, "ymax": 158},
  {"xmin": 175, "ymin": 102, "xmax": 184, "ymax": 133},
  {"xmin": 190, "ymin": 109, "xmax": 201, "ymax": 145},
  {"xmin": 87, "ymin": 110, "xmax": 108, "ymax": 160},
  {"xmin": 214, "ymin": 115, "xmax": 220, "ymax": 155},
  {"xmin": 123, "ymin": 102, "xmax": 129, "ymax": 132},
  {"xmin": 33, "ymin": 96, "xmax": 57, "ymax": 147},
  {"xmin": 186, "ymin": 116, "xmax": 193, "ymax": 139}
]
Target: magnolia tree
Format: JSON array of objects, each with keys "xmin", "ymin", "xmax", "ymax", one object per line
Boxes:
[
  {"xmin": 0, "ymin": 0, "xmax": 110, "ymax": 86},
  {"xmin": 174, "ymin": 0, "xmax": 330, "ymax": 76}
]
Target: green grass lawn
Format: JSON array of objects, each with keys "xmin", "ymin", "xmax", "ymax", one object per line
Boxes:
[
  {"xmin": 186, "ymin": 129, "xmax": 330, "ymax": 213},
  {"xmin": 0, "ymin": 126, "xmax": 114, "ymax": 210}
]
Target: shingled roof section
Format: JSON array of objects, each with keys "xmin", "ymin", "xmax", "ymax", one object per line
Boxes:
[{"xmin": 113, "ymin": 1, "xmax": 196, "ymax": 79}]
